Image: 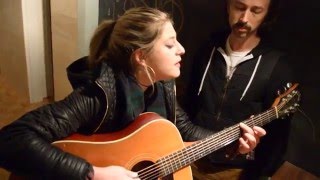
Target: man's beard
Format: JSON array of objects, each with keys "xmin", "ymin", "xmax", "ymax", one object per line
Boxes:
[{"xmin": 232, "ymin": 21, "xmax": 252, "ymax": 37}]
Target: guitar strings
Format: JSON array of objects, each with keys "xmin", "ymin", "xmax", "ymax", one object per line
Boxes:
[
  {"xmin": 137, "ymin": 110, "xmax": 274, "ymax": 179},
  {"xmin": 138, "ymin": 115, "xmax": 260, "ymax": 179},
  {"xmin": 138, "ymin": 88, "xmax": 297, "ymax": 178},
  {"xmin": 137, "ymin": 108, "xmax": 278, "ymax": 179},
  {"xmin": 153, "ymin": 92, "xmax": 297, "ymax": 179},
  {"xmin": 137, "ymin": 102, "xmax": 288, "ymax": 179}
]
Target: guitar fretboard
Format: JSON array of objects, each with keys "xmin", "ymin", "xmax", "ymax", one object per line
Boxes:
[
  {"xmin": 158, "ymin": 108, "xmax": 278, "ymax": 177},
  {"xmin": 138, "ymin": 86, "xmax": 301, "ymax": 180},
  {"xmin": 137, "ymin": 107, "xmax": 283, "ymax": 179}
]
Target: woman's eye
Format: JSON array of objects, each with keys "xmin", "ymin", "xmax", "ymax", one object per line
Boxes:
[{"xmin": 166, "ymin": 45, "xmax": 174, "ymax": 48}]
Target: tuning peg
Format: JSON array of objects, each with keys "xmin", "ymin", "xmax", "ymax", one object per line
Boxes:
[
  {"xmin": 286, "ymin": 82, "xmax": 292, "ymax": 88},
  {"xmin": 277, "ymin": 90, "xmax": 281, "ymax": 95},
  {"xmin": 283, "ymin": 86, "xmax": 288, "ymax": 91}
]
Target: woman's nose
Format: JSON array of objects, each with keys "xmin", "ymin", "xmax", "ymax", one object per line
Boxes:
[{"xmin": 178, "ymin": 42, "xmax": 185, "ymax": 55}]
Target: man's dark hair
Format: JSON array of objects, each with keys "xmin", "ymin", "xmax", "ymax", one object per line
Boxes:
[
  {"xmin": 258, "ymin": 0, "xmax": 281, "ymax": 37},
  {"xmin": 224, "ymin": 0, "xmax": 282, "ymax": 38}
]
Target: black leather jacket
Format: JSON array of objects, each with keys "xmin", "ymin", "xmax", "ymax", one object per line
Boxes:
[{"xmin": 0, "ymin": 57, "xmax": 212, "ymax": 179}]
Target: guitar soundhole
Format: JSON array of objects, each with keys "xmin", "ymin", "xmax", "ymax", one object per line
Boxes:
[{"xmin": 131, "ymin": 161, "xmax": 173, "ymax": 180}]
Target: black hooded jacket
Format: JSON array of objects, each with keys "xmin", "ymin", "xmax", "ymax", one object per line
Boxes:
[
  {"xmin": 0, "ymin": 57, "xmax": 213, "ymax": 179},
  {"xmin": 181, "ymin": 31, "xmax": 295, "ymax": 176}
]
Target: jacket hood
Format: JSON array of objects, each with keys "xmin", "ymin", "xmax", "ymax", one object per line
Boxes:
[{"xmin": 67, "ymin": 56, "xmax": 101, "ymax": 89}]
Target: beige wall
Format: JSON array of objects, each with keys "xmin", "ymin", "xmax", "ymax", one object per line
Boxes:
[
  {"xmin": 51, "ymin": 0, "xmax": 98, "ymax": 101},
  {"xmin": 0, "ymin": 0, "xmax": 29, "ymax": 101},
  {"xmin": 51, "ymin": 0, "xmax": 79, "ymax": 100}
]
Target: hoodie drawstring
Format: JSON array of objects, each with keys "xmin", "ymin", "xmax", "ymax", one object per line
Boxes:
[
  {"xmin": 198, "ymin": 47, "xmax": 216, "ymax": 95},
  {"xmin": 240, "ymin": 55, "xmax": 262, "ymax": 101}
]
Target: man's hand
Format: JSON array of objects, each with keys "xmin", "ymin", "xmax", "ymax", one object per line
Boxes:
[{"xmin": 238, "ymin": 122, "xmax": 266, "ymax": 154}]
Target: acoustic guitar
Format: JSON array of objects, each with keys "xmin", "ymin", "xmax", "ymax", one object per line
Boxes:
[{"xmin": 10, "ymin": 83, "xmax": 300, "ymax": 180}]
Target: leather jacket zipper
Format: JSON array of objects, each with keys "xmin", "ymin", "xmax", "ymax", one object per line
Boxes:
[{"xmin": 93, "ymin": 80, "xmax": 109, "ymax": 133}]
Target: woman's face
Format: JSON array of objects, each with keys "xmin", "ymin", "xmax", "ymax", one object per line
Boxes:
[{"xmin": 145, "ymin": 21, "xmax": 185, "ymax": 81}]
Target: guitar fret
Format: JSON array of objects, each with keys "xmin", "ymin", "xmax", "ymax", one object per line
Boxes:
[
  {"xmin": 268, "ymin": 110, "xmax": 271, "ymax": 123},
  {"xmin": 173, "ymin": 152, "xmax": 178, "ymax": 173},
  {"xmin": 161, "ymin": 154, "xmax": 170, "ymax": 176},
  {"xmin": 178, "ymin": 149, "xmax": 183, "ymax": 171},
  {"xmin": 167, "ymin": 153, "xmax": 174, "ymax": 175}
]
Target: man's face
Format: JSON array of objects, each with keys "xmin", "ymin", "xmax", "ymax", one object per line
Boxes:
[{"xmin": 228, "ymin": 0, "xmax": 270, "ymax": 38}]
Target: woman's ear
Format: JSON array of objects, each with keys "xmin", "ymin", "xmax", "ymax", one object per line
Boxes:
[{"xmin": 133, "ymin": 49, "xmax": 146, "ymax": 66}]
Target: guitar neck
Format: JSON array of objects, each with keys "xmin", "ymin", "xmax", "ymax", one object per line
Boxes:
[{"xmin": 156, "ymin": 107, "xmax": 278, "ymax": 177}]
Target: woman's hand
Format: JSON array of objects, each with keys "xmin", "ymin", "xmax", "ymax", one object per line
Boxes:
[
  {"xmin": 238, "ymin": 122, "xmax": 266, "ymax": 154},
  {"xmin": 93, "ymin": 166, "xmax": 140, "ymax": 180}
]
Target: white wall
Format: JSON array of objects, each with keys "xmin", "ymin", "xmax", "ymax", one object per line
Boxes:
[
  {"xmin": 51, "ymin": 0, "xmax": 99, "ymax": 100},
  {"xmin": 22, "ymin": 0, "xmax": 47, "ymax": 103},
  {"xmin": 18, "ymin": 0, "xmax": 99, "ymax": 102},
  {"xmin": 78, "ymin": 0, "xmax": 99, "ymax": 57}
]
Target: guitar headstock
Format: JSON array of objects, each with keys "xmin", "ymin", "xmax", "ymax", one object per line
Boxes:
[{"xmin": 272, "ymin": 83, "xmax": 301, "ymax": 118}]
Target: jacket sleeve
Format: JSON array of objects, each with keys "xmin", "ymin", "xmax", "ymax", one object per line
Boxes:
[
  {"xmin": 175, "ymin": 102, "xmax": 216, "ymax": 141},
  {"xmin": 0, "ymin": 85, "xmax": 104, "ymax": 179}
]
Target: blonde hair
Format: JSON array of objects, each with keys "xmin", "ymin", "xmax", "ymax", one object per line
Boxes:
[{"xmin": 88, "ymin": 7, "xmax": 172, "ymax": 74}]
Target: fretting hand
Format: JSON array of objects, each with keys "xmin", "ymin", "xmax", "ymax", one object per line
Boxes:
[{"xmin": 238, "ymin": 122, "xmax": 266, "ymax": 154}]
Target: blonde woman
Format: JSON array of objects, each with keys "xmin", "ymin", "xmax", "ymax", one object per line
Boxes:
[{"xmin": 0, "ymin": 7, "xmax": 265, "ymax": 179}]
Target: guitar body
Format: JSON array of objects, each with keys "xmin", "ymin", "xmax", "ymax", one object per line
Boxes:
[{"xmin": 10, "ymin": 112, "xmax": 192, "ymax": 180}]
